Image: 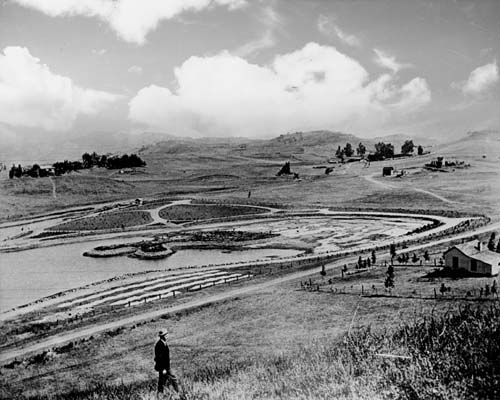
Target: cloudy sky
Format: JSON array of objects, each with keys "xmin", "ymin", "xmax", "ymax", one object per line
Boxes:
[{"xmin": 1, "ymin": 0, "xmax": 499, "ymax": 148}]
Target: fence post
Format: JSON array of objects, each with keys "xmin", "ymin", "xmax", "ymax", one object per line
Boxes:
[
  {"xmin": 361, "ymin": 285, "xmax": 364, "ymax": 295},
  {"xmin": 434, "ymin": 288, "xmax": 437, "ymax": 299}
]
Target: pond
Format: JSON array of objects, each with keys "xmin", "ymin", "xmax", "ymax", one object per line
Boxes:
[{"xmin": 0, "ymin": 239, "xmax": 299, "ymax": 312}]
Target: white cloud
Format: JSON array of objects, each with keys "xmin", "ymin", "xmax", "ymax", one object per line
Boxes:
[
  {"xmin": 317, "ymin": 15, "xmax": 361, "ymax": 47},
  {"xmin": 234, "ymin": 6, "xmax": 281, "ymax": 57},
  {"xmin": 0, "ymin": 46, "xmax": 120, "ymax": 131},
  {"xmin": 13, "ymin": 0, "xmax": 247, "ymax": 45},
  {"xmin": 128, "ymin": 65, "xmax": 143, "ymax": 74},
  {"xmin": 460, "ymin": 61, "xmax": 499, "ymax": 95},
  {"xmin": 129, "ymin": 43, "xmax": 431, "ymax": 137},
  {"xmin": 373, "ymin": 48, "xmax": 412, "ymax": 73}
]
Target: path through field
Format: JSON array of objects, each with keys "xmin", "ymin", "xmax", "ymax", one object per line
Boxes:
[
  {"xmin": 362, "ymin": 172, "xmax": 460, "ymax": 204},
  {"xmin": 49, "ymin": 177, "xmax": 57, "ymax": 199}
]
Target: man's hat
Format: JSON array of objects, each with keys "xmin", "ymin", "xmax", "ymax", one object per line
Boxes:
[{"xmin": 158, "ymin": 329, "xmax": 168, "ymax": 337}]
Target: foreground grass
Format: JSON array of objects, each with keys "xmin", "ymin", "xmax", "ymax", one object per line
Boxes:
[{"xmin": 19, "ymin": 304, "xmax": 500, "ymax": 400}]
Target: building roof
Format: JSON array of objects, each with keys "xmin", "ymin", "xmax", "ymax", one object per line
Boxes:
[{"xmin": 445, "ymin": 242, "xmax": 500, "ymax": 266}]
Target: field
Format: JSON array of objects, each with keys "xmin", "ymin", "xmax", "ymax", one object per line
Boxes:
[
  {"xmin": 158, "ymin": 204, "xmax": 268, "ymax": 221},
  {"xmin": 1, "ymin": 262, "xmax": 498, "ymax": 399},
  {"xmin": 49, "ymin": 211, "xmax": 153, "ymax": 231},
  {"xmin": 1, "ymin": 130, "xmax": 499, "ymax": 399}
]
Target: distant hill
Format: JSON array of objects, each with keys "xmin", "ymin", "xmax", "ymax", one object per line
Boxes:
[{"xmin": 435, "ymin": 130, "xmax": 500, "ymax": 158}]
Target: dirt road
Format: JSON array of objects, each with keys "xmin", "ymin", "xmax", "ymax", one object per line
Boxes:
[{"xmin": 0, "ymin": 257, "xmax": 352, "ymax": 364}]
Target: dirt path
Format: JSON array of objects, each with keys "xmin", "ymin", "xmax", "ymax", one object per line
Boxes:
[
  {"xmin": 413, "ymin": 188, "xmax": 459, "ymax": 204},
  {"xmin": 49, "ymin": 176, "xmax": 57, "ymax": 199},
  {"xmin": 362, "ymin": 173, "xmax": 460, "ymax": 204},
  {"xmin": 362, "ymin": 173, "xmax": 396, "ymax": 189}
]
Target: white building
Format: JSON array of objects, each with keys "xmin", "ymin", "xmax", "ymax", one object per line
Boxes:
[{"xmin": 443, "ymin": 241, "xmax": 500, "ymax": 276}]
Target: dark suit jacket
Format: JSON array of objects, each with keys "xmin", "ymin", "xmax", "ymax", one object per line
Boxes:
[{"xmin": 154, "ymin": 339, "xmax": 170, "ymax": 371}]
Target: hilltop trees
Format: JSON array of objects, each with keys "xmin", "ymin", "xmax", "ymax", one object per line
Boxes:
[
  {"xmin": 105, "ymin": 153, "xmax": 146, "ymax": 169},
  {"xmin": 357, "ymin": 142, "xmax": 366, "ymax": 156},
  {"xmin": 335, "ymin": 146, "xmax": 343, "ymax": 159},
  {"xmin": 367, "ymin": 142, "xmax": 395, "ymax": 161},
  {"xmin": 9, "ymin": 152, "xmax": 146, "ymax": 179},
  {"xmin": 375, "ymin": 142, "xmax": 395, "ymax": 159},
  {"xmin": 344, "ymin": 143, "xmax": 354, "ymax": 157},
  {"xmin": 401, "ymin": 140, "xmax": 415, "ymax": 155}
]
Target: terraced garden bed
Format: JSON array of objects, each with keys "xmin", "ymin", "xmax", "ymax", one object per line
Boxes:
[
  {"xmin": 158, "ymin": 204, "xmax": 267, "ymax": 221},
  {"xmin": 48, "ymin": 211, "xmax": 153, "ymax": 231}
]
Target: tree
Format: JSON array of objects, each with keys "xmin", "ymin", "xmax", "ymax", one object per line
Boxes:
[
  {"xmin": 401, "ymin": 140, "xmax": 414, "ymax": 155},
  {"xmin": 390, "ymin": 243, "xmax": 397, "ymax": 259},
  {"xmin": 276, "ymin": 161, "xmax": 291, "ymax": 176},
  {"xmin": 496, "ymin": 238, "xmax": 500, "ymax": 253},
  {"xmin": 357, "ymin": 142, "xmax": 366, "ymax": 156},
  {"xmin": 488, "ymin": 232, "xmax": 496, "ymax": 251},
  {"xmin": 344, "ymin": 143, "xmax": 354, "ymax": 157},
  {"xmin": 82, "ymin": 152, "xmax": 92, "ymax": 168},
  {"xmin": 367, "ymin": 258, "xmax": 371, "ymax": 268},
  {"xmin": 417, "ymin": 145, "xmax": 424, "ymax": 156},
  {"xmin": 335, "ymin": 146, "xmax": 343, "ymax": 159},
  {"xmin": 320, "ymin": 264, "xmax": 326, "ymax": 279},
  {"xmin": 424, "ymin": 250, "xmax": 430, "ymax": 261},
  {"xmin": 374, "ymin": 142, "xmax": 394, "ymax": 160},
  {"xmin": 357, "ymin": 255, "xmax": 363, "ymax": 269},
  {"xmin": 385, "ymin": 265, "xmax": 395, "ymax": 291},
  {"xmin": 412, "ymin": 253, "xmax": 419, "ymax": 263},
  {"xmin": 371, "ymin": 249, "xmax": 376, "ymax": 265}
]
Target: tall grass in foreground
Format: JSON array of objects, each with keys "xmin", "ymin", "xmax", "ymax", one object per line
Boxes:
[{"xmin": 23, "ymin": 304, "xmax": 500, "ymax": 400}]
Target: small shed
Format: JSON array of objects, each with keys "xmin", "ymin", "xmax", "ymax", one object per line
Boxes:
[
  {"xmin": 382, "ymin": 166, "xmax": 394, "ymax": 176},
  {"xmin": 443, "ymin": 241, "xmax": 500, "ymax": 276}
]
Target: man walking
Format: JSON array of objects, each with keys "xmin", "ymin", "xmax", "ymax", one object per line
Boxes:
[{"xmin": 154, "ymin": 329, "xmax": 179, "ymax": 396}]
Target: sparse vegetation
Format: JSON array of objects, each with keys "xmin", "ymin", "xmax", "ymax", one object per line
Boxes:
[
  {"xmin": 14, "ymin": 305, "xmax": 500, "ymax": 400},
  {"xmin": 49, "ymin": 211, "xmax": 153, "ymax": 231},
  {"xmin": 158, "ymin": 204, "xmax": 266, "ymax": 221}
]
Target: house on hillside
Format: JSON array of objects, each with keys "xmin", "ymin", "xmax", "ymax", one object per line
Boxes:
[{"xmin": 443, "ymin": 241, "xmax": 500, "ymax": 276}]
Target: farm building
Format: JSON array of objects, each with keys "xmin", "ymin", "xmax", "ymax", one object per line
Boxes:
[
  {"xmin": 382, "ymin": 166, "xmax": 394, "ymax": 176},
  {"xmin": 443, "ymin": 241, "xmax": 500, "ymax": 276}
]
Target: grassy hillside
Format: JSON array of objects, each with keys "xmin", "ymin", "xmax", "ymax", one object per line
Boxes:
[
  {"xmin": 1, "ymin": 129, "xmax": 499, "ymax": 219},
  {"xmin": 18, "ymin": 304, "xmax": 500, "ymax": 400}
]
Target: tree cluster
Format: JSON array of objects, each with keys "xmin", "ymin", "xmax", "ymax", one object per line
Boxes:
[
  {"xmin": 401, "ymin": 140, "xmax": 414, "ymax": 155},
  {"xmin": 367, "ymin": 142, "xmax": 395, "ymax": 161},
  {"xmin": 104, "ymin": 153, "xmax": 146, "ymax": 169},
  {"xmin": 9, "ymin": 151, "xmax": 146, "ymax": 179},
  {"xmin": 335, "ymin": 142, "xmax": 366, "ymax": 159}
]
